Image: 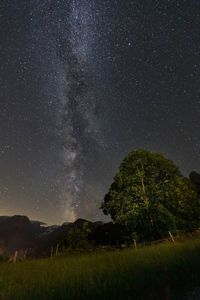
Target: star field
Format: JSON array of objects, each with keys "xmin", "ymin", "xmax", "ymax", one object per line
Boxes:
[{"xmin": 0, "ymin": 0, "xmax": 200, "ymax": 224}]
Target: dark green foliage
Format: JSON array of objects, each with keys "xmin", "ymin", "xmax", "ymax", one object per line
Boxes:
[
  {"xmin": 101, "ymin": 149, "xmax": 200, "ymax": 241},
  {"xmin": 67, "ymin": 222, "xmax": 91, "ymax": 250},
  {"xmin": 91, "ymin": 222, "xmax": 127, "ymax": 246},
  {"xmin": 190, "ymin": 171, "xmax": 200, "ymax": 194},
  {"xmin": 0, "ymin": 255, "xmax": 8, "ymax": 262}
]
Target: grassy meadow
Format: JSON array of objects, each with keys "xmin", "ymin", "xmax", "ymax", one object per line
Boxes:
[{"xmin": 1, "ymin": 238, "xmax": 200, "ymax": 299}]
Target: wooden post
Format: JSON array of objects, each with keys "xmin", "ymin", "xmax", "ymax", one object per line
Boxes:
[
  {"xmin": 50, "ymin": 247, "xmax": 53, "ymax": 259},
  {"xmin": 55, "ymin": 244, "xmax": 59, "ymax": 256},
  {"xmin": 13, "ymin": 250, "xmax": 18, "ymax": 263},
  {"xmin": 168, "ymin": 231, "xmax": 175, "ymax": 243},
  {"xmin": 133, "ymin": 239, "xmax": 137, "ymax": 249}
]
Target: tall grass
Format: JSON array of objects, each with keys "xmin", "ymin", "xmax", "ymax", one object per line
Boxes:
[{"xmin": 0, "ymin": 239, "xmax": 200, "ymax": 299}]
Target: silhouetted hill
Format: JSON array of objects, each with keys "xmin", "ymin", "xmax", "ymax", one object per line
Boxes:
[
  {"xmin": 0, "ymin": 215, "xmax": 44, "ymax": 256},
  {"xmin": 0, "ymin": 215, "xmax": 127, "ymax": 258}
]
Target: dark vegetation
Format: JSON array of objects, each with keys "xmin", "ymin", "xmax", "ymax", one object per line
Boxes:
[{"xmin": 102, "ymin": 149, "xmax": 200, "ymax": 242}]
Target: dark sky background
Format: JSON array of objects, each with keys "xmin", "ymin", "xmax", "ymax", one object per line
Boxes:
[{"xmin": 0, "ymin": 0, "xmax": 200, "ymax": 224}]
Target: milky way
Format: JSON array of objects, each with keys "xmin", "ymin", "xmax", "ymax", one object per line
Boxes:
[
  {"xmin": 1, "ymin": 1, "xmax": 200, "ymax": 224},
  {"xmin": 28, "ymin": 0, "xmax": 106, "ymax": 222}
]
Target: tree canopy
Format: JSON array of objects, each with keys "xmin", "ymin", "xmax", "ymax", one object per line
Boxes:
[{"xmin": 101, "ymin": 149, "xmax": 200, "ymax": 241}]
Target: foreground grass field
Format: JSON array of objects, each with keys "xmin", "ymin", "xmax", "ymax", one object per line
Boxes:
[{"xmin": 1, "ymin": 239, "xmax": 200, "ymax": 299}]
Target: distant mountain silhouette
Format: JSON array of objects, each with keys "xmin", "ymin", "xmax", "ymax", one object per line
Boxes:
[
  {"xmin": 0, "ymin": 215, "xmax": 44, "ymax": 256},
  {"xmin": 0, "ymin": 215, "xmax": 125, "ymax": 258}
]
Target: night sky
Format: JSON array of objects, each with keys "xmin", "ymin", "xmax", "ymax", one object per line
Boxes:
[{"xmin": 0, "ymin": 0, "xmax": 200, "ymax": 224}]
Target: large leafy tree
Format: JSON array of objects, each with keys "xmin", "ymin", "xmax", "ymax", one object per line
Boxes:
[{"xmin": 101, "ymin": 149, "xmax": 200, "ymax": 241}]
